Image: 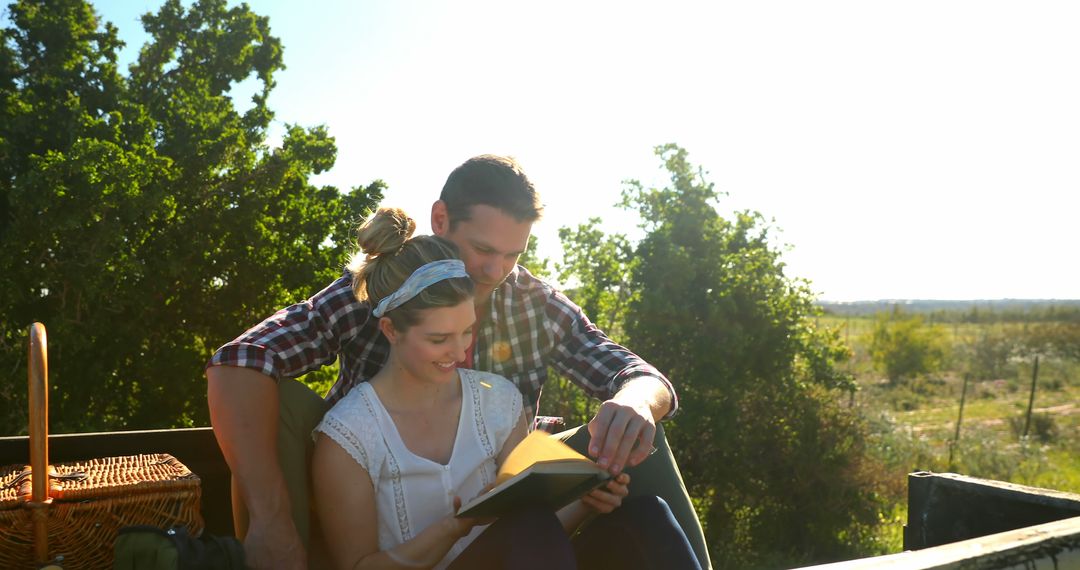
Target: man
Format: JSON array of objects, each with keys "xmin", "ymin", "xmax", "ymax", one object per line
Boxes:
[{"xmin": 206, "ymin": 154, "xmax": 711, "ymax": 569}]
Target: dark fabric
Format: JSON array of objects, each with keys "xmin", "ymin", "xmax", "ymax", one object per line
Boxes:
[
  {"xmin": 558, "ymin": 423, "xmax": 712, "ymax": 569},
  {"xmin": 575, "ymin": 496, "xmax": 701, "ymax": 570},
  {"xmin": 444, "ymin": 496, "xmax": 699, "ymax": 570},
  {"xmin": 448, "ymin": 507, "xmax": 577, "ymax": 570},
  {"xmin": 113, "ymin": 525, "xmax": 244, "ymax": 570}
]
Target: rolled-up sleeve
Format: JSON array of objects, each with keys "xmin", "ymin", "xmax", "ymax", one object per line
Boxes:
[
  {"xmin": 207, "ymin": 276, "xmax": 368, "ymax": 382},
  {"xmin": 544, "ymin": 290, "xmax": 678, "ymax": 419}
]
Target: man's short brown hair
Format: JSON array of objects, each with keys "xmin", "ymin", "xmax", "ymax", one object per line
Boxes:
[{"xmin": 440, "ymin": 154, "xmax": 544, "ymax": 227}]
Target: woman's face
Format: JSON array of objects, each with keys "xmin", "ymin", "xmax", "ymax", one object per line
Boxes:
[{"xmin": 387, "ymin": 299, "xmax": 476, "ymax": 384}]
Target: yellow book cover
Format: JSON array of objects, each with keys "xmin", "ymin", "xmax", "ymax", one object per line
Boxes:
[{"xmin": 457, "ymin": 431, "xmax": 611, "ymax": 519}]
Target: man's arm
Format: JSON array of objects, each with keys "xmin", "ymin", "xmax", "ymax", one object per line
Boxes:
[
  {"xmin": 543, "ymin": 289, "xmax": 678, "ymax": 475},
  {"xmin": 204, "ymin": 276, "xmax": 367, "ymax": 569},
  {"xmin": 207, "ymin": 366, "xmax": 305, "ymax": 570}
]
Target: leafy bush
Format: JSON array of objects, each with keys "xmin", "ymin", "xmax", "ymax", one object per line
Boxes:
[
  {"xmin": 1009, "ymin": 413, "xmax": 1060, "ymax": 444},
  {"xmin": 961, "ymin": 330, "xmax": 1019, "ymax": 381},
  {"xmin": 869, "ymin": 313, "xmax": 949, "ymax": 384}
]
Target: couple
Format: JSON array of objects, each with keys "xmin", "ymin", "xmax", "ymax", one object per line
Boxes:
[{"xmin": 206, "ymin": 155, "xmax": 710, "ymax": 569}]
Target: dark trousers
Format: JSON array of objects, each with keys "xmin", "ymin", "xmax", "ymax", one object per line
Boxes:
[
  {"xmin": 448, "ymin": 496, "xmax": 701, "ymax": 570},
  {"xmin": 557, "ymin": 423, "xmax": 712, "ymax": 569},
  {"xmin": 448, "ymin": 507, "xmax": 575, "ymax": 570},
  {"xmin": 575, "ymin": 496, "xmax": 701, "ymax": 570}
]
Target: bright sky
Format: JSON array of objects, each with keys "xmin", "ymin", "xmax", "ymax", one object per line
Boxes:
[{"xmin": 86, "ymin": 1, "xmax": 1080, "ymax": 300}]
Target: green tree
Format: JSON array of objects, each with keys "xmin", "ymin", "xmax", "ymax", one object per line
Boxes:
[
  {"xmin": 1021, "ymin": 321, "xmax": 1080, "ymax": 361},
  {"xmin": 516, "ymin": 234, "xmax": 550, "ymax": 279},
  {"xmin": 869, "ymin": 313, "xmax": 948, "ymax": 383},
  {"xmin": 558, "ymin": 144, "xmax": 889, "ymax": 568},
  {"xmin": 964, "ymin": 328, "xmax": 1018, "ymax": 381},
  {"xmin": 0, "ymin": 0, "xmax": 383, "ymax": 433},
  {"xmin": 535, "ymin": 219, "xmax": 638, "ymax": 427},
  {"xmin": 556, "ymin": 217, "xmax": 636, "ymax": 336}
]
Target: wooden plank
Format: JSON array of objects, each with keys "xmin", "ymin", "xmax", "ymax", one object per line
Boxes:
[{"xmin": 797, "ymin": 514, "xmax": 1080, "ymax": 569}]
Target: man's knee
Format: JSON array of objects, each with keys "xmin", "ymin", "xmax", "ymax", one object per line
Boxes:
[
  {"xmin": 278, "ymin": 378, "xmax": 329, "ymax": 441},
  {"xmin": 619, "ymin": 495, "xmax": 673, "ymax": 522},
  {"xmin": 555, "ymin": 421, "xmax": 669, "ymax": 449}
]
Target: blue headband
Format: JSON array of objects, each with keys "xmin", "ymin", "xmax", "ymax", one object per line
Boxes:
[{"xmin": 372, "ymin": 259, "xmax": 469, "ymax": 318}]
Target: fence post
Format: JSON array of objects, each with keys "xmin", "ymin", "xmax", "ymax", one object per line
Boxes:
[
  {"xmin": 949, "ymin": 373, "xmax": 970, "ymax": 470},
  {"xmin": 1022, "ymin": 355, "xmax": 1040, "ymax": 440}
]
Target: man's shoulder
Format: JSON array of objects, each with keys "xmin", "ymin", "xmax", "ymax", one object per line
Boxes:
[
  {"xmin": 307, "ymin": 274, "xmax": 368, "ymax": 316},
  {"xmin": 314, "ymin": 273, "xmax": 359, "ymax": 302},
  {"xmin": 507, "ymin": 265, "xmax": 552, "ymax": 291},
  {"xmin": 498, "ymin": 266, "xmax": 585, "ymax": 325},
  {"xmin": 505, "ymin": 266, "xmax": 575, "ymax": 306}
]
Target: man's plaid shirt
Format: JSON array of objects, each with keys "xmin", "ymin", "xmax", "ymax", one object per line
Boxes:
[{"xmin": 208, "ymin": 266, "xmax": 677, "ymax": 423}]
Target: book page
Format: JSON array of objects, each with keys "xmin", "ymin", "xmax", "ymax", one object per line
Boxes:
[{"xmin": 496, "ymin": 431, "xmax": 592, "ymax": 485}]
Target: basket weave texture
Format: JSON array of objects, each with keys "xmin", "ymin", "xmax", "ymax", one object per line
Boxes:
[{"xmin": 0, "ymin": 452, "xmax": 203, "ymax": 569}]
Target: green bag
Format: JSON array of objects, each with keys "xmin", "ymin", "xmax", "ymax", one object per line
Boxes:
[{"xmin": 113, "ymin": 525, "xmax": 245, "ymax": 570}]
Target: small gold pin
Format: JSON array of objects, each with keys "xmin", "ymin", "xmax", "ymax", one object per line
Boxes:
[{"xmin": 479, "ymin": 381, "xmax": 492, "ymax": 389}]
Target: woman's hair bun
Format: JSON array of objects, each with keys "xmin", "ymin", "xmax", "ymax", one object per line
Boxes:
[{"xmin": 356, "ymin": 207, "xmax": 417, "ymax": 259}]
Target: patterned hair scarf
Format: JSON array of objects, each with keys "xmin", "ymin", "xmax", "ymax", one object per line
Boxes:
[{"xmin": 372, "ymin": 259, "xmax": 470, "ymax": 317}]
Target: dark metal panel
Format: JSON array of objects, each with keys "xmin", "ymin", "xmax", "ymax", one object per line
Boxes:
[{"xmin": 904, "ymin": 471, "xmax": 1080, "ymax": 551}]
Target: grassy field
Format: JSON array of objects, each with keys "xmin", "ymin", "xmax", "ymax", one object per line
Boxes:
[{"xmin": 820, "ymin": 314, "xmax": 1080, "ymax": 552}]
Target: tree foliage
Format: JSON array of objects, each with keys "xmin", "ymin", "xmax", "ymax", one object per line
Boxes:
[
  {"xmin": 0, "ymin": 0, "xmax": 383, "ymax": 433},
  {"xmin": 516, "ymin": 234, "xmax": 550, "ymax": 279},
  {"xmin": 557, "ymin": 144, "xmax": 891, "ymax": 568},
  {"xmin": 869, "ymin": 313, "xmax": 948, "ymax": 383},
  {"xmin": 556, "ymin": 218, "xmax": 635, "ymax": 336},
  {"xmin": 1020, "ymin": 322, "xmax": 1080, "ymax": 361}
]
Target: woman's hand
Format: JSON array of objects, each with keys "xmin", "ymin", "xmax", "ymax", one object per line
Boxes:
[
  {"xmin": 446, "ymin": 495, "xmax": 497, "ymax": 538},
  {"xmin": 445, "ymin": 496, "xmax": 482, "ymax": 538},
  {"xmin": 580, "ymin": 473, "xmax": 630, "ymax": 514}
]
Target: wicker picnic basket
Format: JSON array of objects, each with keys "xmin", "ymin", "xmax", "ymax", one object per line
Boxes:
[{"xmin": 0, "ymin": 323, "xmax": 204, "ymax": 569}]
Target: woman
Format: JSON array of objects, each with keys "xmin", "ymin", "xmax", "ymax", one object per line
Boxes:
[{"xmin": 312, "ymin": 207, "xmax": 699, "ymax": 569}]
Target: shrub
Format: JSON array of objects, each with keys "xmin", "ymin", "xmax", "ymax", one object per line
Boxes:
[
  {"xmin": 869, "ymin": 313, "xmax": 949, "ymax": 384},
  {"xmin": 1009, "ymin": 413, "xmax": 1060, "ymax": 444}
]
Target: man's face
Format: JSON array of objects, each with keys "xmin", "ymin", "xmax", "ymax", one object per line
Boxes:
[{"xmin": 437, "ymin": 204, "xmax": 533, "ymax": 302}]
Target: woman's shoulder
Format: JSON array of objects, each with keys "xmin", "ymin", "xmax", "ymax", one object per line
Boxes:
[
  {"xmin": 324, "ymin": 382, "xmax": 377, "ymax": 420},
  {"xmin": 316, "ymin": 384, "xmax": 385, "ymax": 473}
]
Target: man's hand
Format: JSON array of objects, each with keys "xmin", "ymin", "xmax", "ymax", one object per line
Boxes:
[
  {"xmin": 587, "ymin": 377, "xmax": 671, "ymax": 475},
  {"xmin": 587, "ymin": 399, "xmax": 655, "ymax": 475},
  {"xmin": 243, "ymin": 515, "xmax": 307, "ymax": 570}
]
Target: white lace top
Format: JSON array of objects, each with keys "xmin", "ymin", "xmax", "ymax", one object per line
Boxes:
[{"xmin": 315, "ymin": 368, "xmax": 524, "ymax": 569}]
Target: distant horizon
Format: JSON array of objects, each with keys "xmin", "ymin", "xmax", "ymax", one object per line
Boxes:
[{"xmin": 816, "ymin": 298, "xmax": 1080, "ymax": 304}]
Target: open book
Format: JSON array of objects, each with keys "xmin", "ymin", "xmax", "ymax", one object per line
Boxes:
[{"xmin": 456, "ymin": 430, "xmax": 612, "ymax": 519}]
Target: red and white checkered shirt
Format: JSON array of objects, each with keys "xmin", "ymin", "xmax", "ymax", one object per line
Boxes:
[{"xmin": 208, "ymin": 266, "xmax": 677, "ymax": 424}]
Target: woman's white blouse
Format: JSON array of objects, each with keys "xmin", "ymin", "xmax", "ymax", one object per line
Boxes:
[{"xmin": 315, "ymin": 368, "xmax": 524, "ymax": 569}]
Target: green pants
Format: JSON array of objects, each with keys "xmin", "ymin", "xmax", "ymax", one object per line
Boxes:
[
  {"xmin": 245, "ymin": 379, "xmax": 712, "ymax": 570},
  {"xmin": 555, "ymin": 423, "xmax": 712, "ymax": 570}
]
